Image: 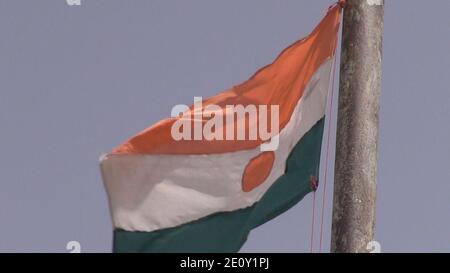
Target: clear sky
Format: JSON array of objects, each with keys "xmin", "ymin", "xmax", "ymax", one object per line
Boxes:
[{"xmin": 1, "ymin": 0, "xmax": 449, "ymax": 252}]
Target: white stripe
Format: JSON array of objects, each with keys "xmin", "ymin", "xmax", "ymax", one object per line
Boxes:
[{"xmin": 100, "ymin": 58, "xmax": 333, "ymax": 232}]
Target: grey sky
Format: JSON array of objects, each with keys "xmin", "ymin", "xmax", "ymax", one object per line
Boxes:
[{"xmin": 0, "ymin": 0, "xmax": 449, "ymax": 252}]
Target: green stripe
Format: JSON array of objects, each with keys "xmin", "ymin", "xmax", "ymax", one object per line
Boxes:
[{"xmin": 113, "ymin": 118, "xmax": 324, "ymax": 253}]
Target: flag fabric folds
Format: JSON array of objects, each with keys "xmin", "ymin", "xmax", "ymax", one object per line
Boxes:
[{"xmin": 100, "ymin": 4, "xmax": 341, "ymax": 253}]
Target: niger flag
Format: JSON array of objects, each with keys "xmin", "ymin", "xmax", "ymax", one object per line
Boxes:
[{"xmin": 100, "ymin": 4, "xmax": 341, "ymax": 252}]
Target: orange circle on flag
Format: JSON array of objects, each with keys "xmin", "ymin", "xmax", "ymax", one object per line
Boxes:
[{"xmin": 241, "ymin": 151, "xmax": 275, "ymax": 192}]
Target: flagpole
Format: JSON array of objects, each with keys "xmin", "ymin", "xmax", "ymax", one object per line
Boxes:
[{"xmin": 330, "ymin": 0, "xmax": 384, "ymax": 253}]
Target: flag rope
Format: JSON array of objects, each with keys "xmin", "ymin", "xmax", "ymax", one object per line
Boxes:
[
  {"xmin": 310, "ymin": 190, "xmax": 317, "ymax": 253},
  {"xmin": 318, "ymin": 5, "xmax": 342, "ymax": 252}
]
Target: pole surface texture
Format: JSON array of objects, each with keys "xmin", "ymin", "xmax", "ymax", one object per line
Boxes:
[{"xmin": 331, "ymin": 0, "xmax": 384, "ymax": 253}]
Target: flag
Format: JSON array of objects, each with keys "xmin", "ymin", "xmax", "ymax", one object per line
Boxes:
[{"xmin": 100, "ymin": 4, "xmax": 341, "ymax": 253}]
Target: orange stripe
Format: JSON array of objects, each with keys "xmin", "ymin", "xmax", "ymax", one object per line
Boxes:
[{"xmin": 112, "ymin": 5, "xmax": 341, "ymax": 155}]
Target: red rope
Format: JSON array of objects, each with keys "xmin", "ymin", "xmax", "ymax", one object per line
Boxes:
[
  {"xmin": 318, "ymin": 19, "xmax": 341, "ymax": 253},
  {"xmin": 310, "ymin": 190, "xmax": 316, "ymax": 253},
  {"xmin": 310, "ymin": 1, "xmax": 343, "ymax": 253},
  {"xmin": 309, "ymin": 176, "xmax": 318, "ymax": 252}
]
